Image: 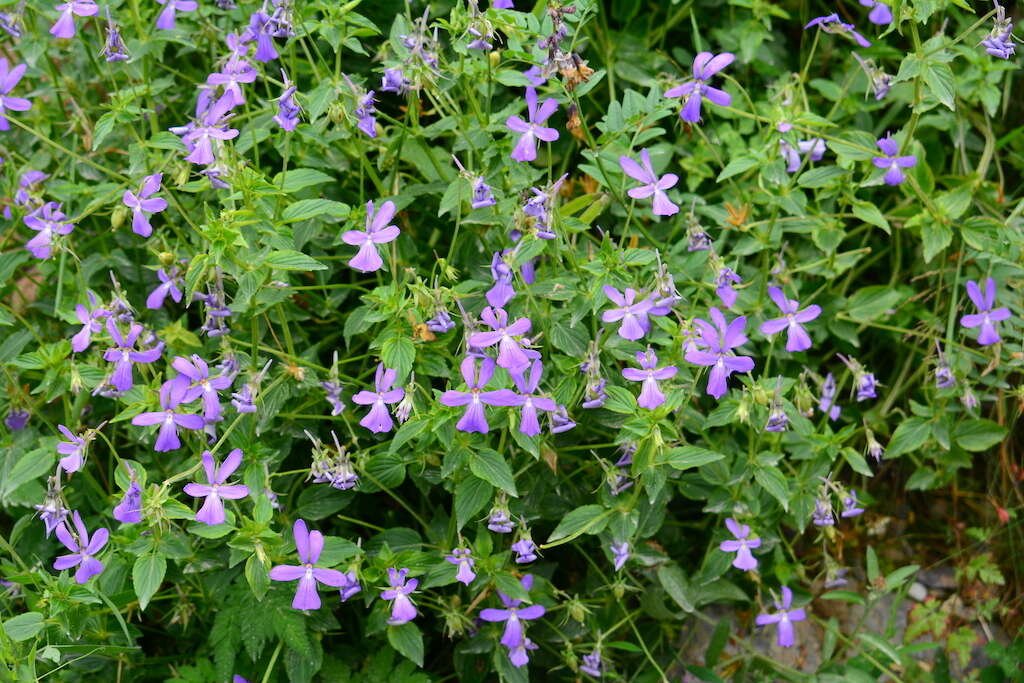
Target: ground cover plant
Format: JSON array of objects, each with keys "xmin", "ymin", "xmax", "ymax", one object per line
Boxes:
[{"xmin": 0, "ymin": 0, "xmax": 1022, "ymax": 680}]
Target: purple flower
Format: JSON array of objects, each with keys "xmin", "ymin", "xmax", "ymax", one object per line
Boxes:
[
  {"xmin": 208, "ymin": 57, "xmax": 257, "ymax": 108},
  {"xmin": 471, "ymin": 176, "xmax": 497, "ymax": 209},
  {"xmin": 112, "ymin": 480, "xmax": 142, "ymax": 524},
  {"xmin": 812, "ymin": 497, "xmax": 835, "ymax": 526},
  {"xmin": 664, "ymin": 52, "xmax": 734, "ymax": 123},
  {"xmin": 380, "ymin": 568, "xmax": 419, "ymax": 624},
  {"xmin": 155, "ymin": 0, "xmax": 197, "ymax": 30},
  {"xmin": 445, "ymin": 548, "xmax": 476, "ymax": 585},
  {"xmin": 512, "ymin": 537, "xmax": 538, "ymax": 563},
  {"xmin": 622, "ymin": 347, "xmax": 677, "ymax": 410},
  {"xmin": 872, "ymin": 135, "xmax": 917, "ymax": 186},
  {"xmin": 338, "ymin": 571, "xmax": 361, "ymax": 601},
  {"xmin": 273, "ymin": 70, "xmax": 301, "ymax": 131},
  {"xmin": 15, "ymin": 170, "xmax": 48, "ymax": 207},
  {"xmin": 342, "ymin": 200, "xmax": 400, "ymax": 273},
  {"xmin": 101, "ymin": 15, "xmax": 129, "ymax": 61},
  {"xmin": 780, "ymin": 138, "xmax": 826, "ymax": 173},
  {"xmin": 50, "ymin": 0, "xmax": 97, "ymax": 38},
  {"xmin": 509, "ymin": 360, "xmax": 557, "ymax": 436},
  {"xmin": 522, "ymin": 174, "xmax": 566, "ymax": 239},
  {"xmin": 354, "ymin": 90, "xmax": 377, "ymax": 137},
  {"xmin": 479, "ymin": 574, "xmax": 545, "ymax": 647},
  {"xmin": 146, "ymin": 267, "xmax": 184, "ymax": 309},
  {"xmin": 765, "ymin": 378, "xmax": 789, "ymax": 432},
  {"xmin": 380, "ymin": 67, "xmax": 409, "ymax": 94},
  {"xmin": 715, "ymin": 268, "xmax": 742, "ymax": 309},
  {"xmin": 841, "ymin": 490, "xmax": 865, "ymax": 517},
  {"xmin": 269, "ymin": 519, "xmax": 350, "ymax": 610},
  {"xmin": 580, "ymin": 649, "xmax": 604, "ymax": 677},
  {"xmin": 0, "ymin": 59, "xmax": 31, "ymax": 130},
  {"xmin": 322, "ymin": 380, "xmax": 344, "ymax": 416},
  {"xmin": 804, "ymin": 13, "xmax": 871, "ymax": 47},
  {"xmin": 619, "ymin": 149, "xmax": 679, "ymax": 216},
  {"xmin": 602, "ymin": 286, "xmax": 654, "ymax": 341},
  {"xmin": 508, "ymin": 638, "xmax": 538, "ymax": 668},
  {"xmin": 982, "ymin": 2, "xmax": 1014, "ymax": 59},
  {"xmin": 180, "ymin": 92, "xmax": 239, "ymax": 166},
  {"xmin": 468, "ymin": 307, "xmax": 532, "ymax": 371},
  {"xmin": 103, "ymin": 320, "xmax": 163, "ymax": 392},
  {"xmin": 130, "ymin": 381, "xmax": 205, "ymax": 452},
  {"xmin": 839, "ymin": 354, "xmax": 877, "ymax": 401},
  {"xmin": 487, "ymin": 252, "xmax": 516, "ymax": 308},
  {"xmin": 440, "ymin": 357, "xmax": 520, "ymax": 434},
  {"xmin": 582, "ymin": 377, "xmax": 608, "ymax": 409},
  {"xmin": 755, "ymin": 587, "xmax": 807, "ymax": 648},
  {"xmin": 506, "ymin": 86, "xmax": 559, "ymax": 162},
  {"xmin": 183, "ymin": 449, "xmax": 250, "ymax": 525},
  {"xmin": 72, "ymin": 296, "xmax": 110, "ymax": 352},
  {"xmin": 550, "ymin": 405, "xmax": 576, "ymax": 433},
  {"xmin": 523, "ymin": 65, "xmax": 545, "ymax": 86},
  {"xmin": 467, "ymin": 26, "xmax": 493, "ymax": 50},
  {"xmin": 859, "ymin": 0, "xmax": 892, "ymax": 25},
  {"xmin": 56, "ymin": 425, "xmax": 86, "ymax": 474},
  {"xmin": 760, "ymin": 286, "xmax": 821, "ymax": 352},
  {"xmin": 169, "ymin": 354, "xmax": 233, "ymax": 422},
  {"xmin": 610, "ymin": 541, "xmax": 630, "ymax": 571},
  {"xmin": 488, "ymin": 502, "xmax": 515, "ymax": 533},
  {"xmin": 35, "ymin": 480, "xmax": 68, "ymax": 536},
  {"xmin": 685, "ymin": 308, "xmax": 755, "ymax": 399},
  {"xmin": 960, "ymin": 278, "xmax": 1011, "ymax": 346},
  {"xmin": 123, "ymin": 174, "xmax": 167, "ymax": 238},
  {"xmin": 5, "ymin": 409, "xmax": 28, "ymax": 431},
  {"xmin": 818, "ymin": 373, "xmax": 841, "ymax": 420},
  {"xmin": 719, "ymin": 518, "xmax": 761, "ymax": 571},
  {"xmin": 54, "ymin": 512, "xmax": 108, "ymax": 583},
  {"xmin": 247, "ymin": 10, "xmax": 278, "ymax": 62},
  {"xmin": 351, "ymin": 363, "xmax": 404, "ymax": 433},
  {"xmin": 493, "ymin": 0, "xmax": 515, "ymax": 8},
  {"xmin": 24, "ymin": 202, "xmax": 74, "ymax": 259},
  {"xmin": 426, "ymin": 309, "xmax": 456, "ymax": 333}
]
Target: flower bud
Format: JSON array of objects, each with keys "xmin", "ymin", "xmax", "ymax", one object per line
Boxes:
[{"xmin": 111, "ymin": 205, "xmax": 128, "ymax": 229}]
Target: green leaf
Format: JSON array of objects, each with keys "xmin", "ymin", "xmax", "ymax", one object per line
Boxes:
[
  {"xmin": 454, "ymin": 476, "xmax": 492, "ymax": 531},
  {"xmin": 469, "ymin": 449, "xmax": 517, "ymax": 496},
  {"xmin": 922, "ymin": 62, "xmax": 956, "ymax": 111},
  {"xmin": 954, "ymin": 419, "xmax": 1007, "ymax": 452},
  {"xmin": 821, "ymin": 590, "xmax": 867, "ymax": 606},
  {"xmin": 656, "ymin": 564, "xmax": 694, "ymax": 613},
  {"xmin": 264, "ymin": 250, "xmax": 328, "ymax": 271},
  {"xmin": 921, "ymin": 220, "xmax": 953, "ymax": 264},
  {"xmin": 852, "ymin": 201, "xmax": 890, "ymax": 234},
  {"xmin": 544, "ymin": 505, "xmax": 609, "ymax": 547},
  {"xmin": 387, "ymin": 623, "xmax": 424, "ymax": 667},
  {"xmin": 245, "ymin": 553, "xmax": 270, "ymax": 600},
  {"xmin": 797, "ymin": 166, "xmax": 848, "ymax": 188},
  {"xmin": 380, "ymin": 334, "xmax": 415, "ymax": 381},
  {"xmin": 3, "ymin": 612, "xmax": 45, "ymax": 642},
  {"xmin": 754, "ymin": 467, "xmax": 790, "ymax": 511},
  {"xmin": 659, "ymin": 446, "xmax": 725, "ymax": 471},
  {"xmin": 842, "ymin": 449, "xmax": 874, "ymax": 477},
  {"xmin": 716, "ymin": 156, "xmax": 759, "ymax": 182},
  {"xmin": 274, "ymin": 168, "xmax": 334, "ymax": 193},
  {"xmin": 603, "ymin": 385, "xmax": 637, "ymax": 414},
  {"xmin": 92, "ymin": 112, "xmax": 118, "ymax": 151},
  {"xmin": 133, "ymin": 553, "xmax": 167, "ymax": 611},
  {"xmin": 281, "ymin": 199, "xmax": 350, "ymax": 222},
  {"xmin": 887, "ymin": 418, "xmax": 931, "ymax": 457},
  {"xmin": 847, "ymin": 285, "xmax": 902, "ymax": 321},
  {"xmin": 866, "ymin": 545, "xmax": 880, "ymax": 583}
]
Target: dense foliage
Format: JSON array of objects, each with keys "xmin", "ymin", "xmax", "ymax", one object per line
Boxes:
[{"xmin": 0, "ymin": 0, "xmax": 1021, "ymax": 680}]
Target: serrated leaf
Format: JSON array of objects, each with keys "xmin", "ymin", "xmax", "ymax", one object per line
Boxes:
[
  {"xmin": 887, "ymin": 418, "xmax": 931, "ymax": 457},
  {"xmin": 281, "ymin": 199, "xmax": 350, "ymax": 222},
  {"xmin": 797, "ymin": 166, "xmax": 848, "ymax": 188},
  {"xmin": 454, "ymin": 476, "xmax": 492, "ymax": 531},
  {"xmin": 3, "ymin": 612, "xmax": 44, "ymax": 641},
  {"xmin": 387, "ymin": 623, "xmax": 424, "ymax": 667},
  {"xmin": 603, "ymin": 385, "xmax": 637, "ymax": 414},
  {"xmin": 753, "ymin": 467, "xmax": 789, "ymax": 511},
  {"xmin": 264, "ymin": 250, "xmax": 327, "ymax": 271},
  {"xmin": 544, "ymin": 504, "xmax": 609, "ymax": 547},
  {"xmin": 274, "ymin": 168, "xmax": 334, "ymax": 193},
  {"xmin": 659, "ymin": 446, "xmax": 725, "ymax": 470},
  {"xmin": 656, "ymin": 564, "xmax": 694, "ymax": 613},
  {"xmin": 922, "ymin": 62, "xmax": 955, "ymax": 111},
  {"xmin": 469, "ymin": 450, "xmax": 517, "ymax": 496},
  {"xmin": 717, "ymin": 156, "xmax": 758, "ymax": 182},
  {"xmin": 133, "ymin": 553, "xmax": 166, "ymax": 611},
  {"xmin": 953, "ymin": 419, "xmax": 1007, "ymax": 452}
]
